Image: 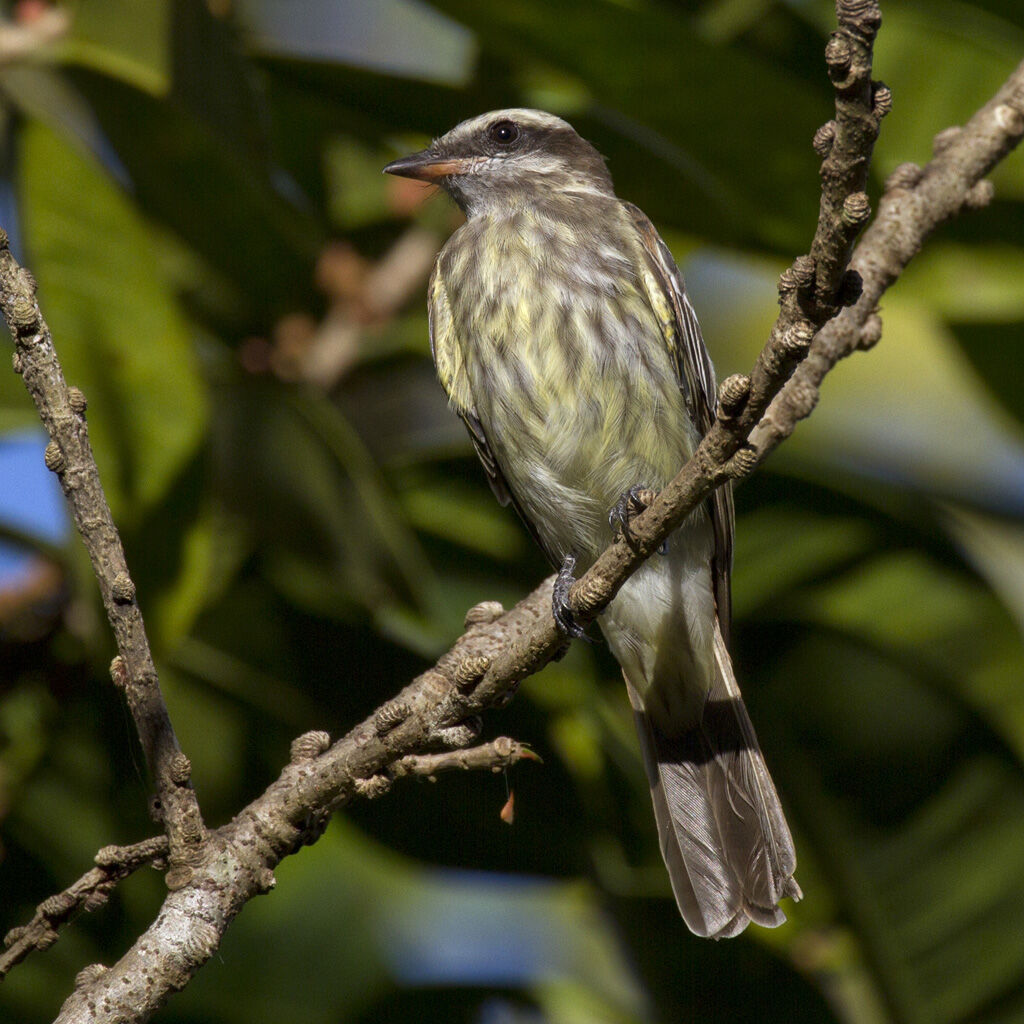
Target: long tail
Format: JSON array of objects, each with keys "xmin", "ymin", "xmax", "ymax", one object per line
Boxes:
[{"xmin": 625, "ymin": 621, "xmax": 801, "ymax": 938}]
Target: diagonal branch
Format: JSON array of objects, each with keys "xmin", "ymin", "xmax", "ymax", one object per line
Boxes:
[
  {"xmin": 752, "ymin": 55, "xmax": 1024, "ymax": 457},
  {"xmin": 0, "ymin": 239, "xmax": 206, "ymax": 870},
  {"xmin": 0, "ymin": 837, "xmax": 169, "ymax": 980}
]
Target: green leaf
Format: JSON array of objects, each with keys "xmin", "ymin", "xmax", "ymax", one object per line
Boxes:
[
  {"xmin": 754, "ymin": 537, "xmax": 1024, "ymax": 1023},
  {"xmin": 902, "ymin": 243, "xmax": 1024, "ymax": 324},
  {"xmin": 211, "ymin": 376, "xmax": 435, "ymax": 618},
  {"xmin": 59, "ymin": 0, "xmax": 171, "ymax": 95},
  {"xmin": 0, "ymin": 683, "xmax": 55, "ymax": 813},
  {"xmin": 56, "ymin": 68, "xmax": 323, "ymax": 327},
  {"xmin": 399, "ymin": 478, "xmax": 527, "ymax": 560},
  {"xmin": 732, "ymin": 506, "xmax": 878, "ymax": 619},
  {"xmin": 286, "ymin": 389, "xmax": 438, "ymax": 606},
  {"xmin": 943, "ymin": 505, "xmax": 1024, "ymax": 651},
  {"xmin": 0, "ymin": 66, "xmax": 113, "ymax": 174},
  {"xmin": 792, "ymin": 550, "xmax": 1024, "ymax": 751},
  {"xmin": 171, "ymin": 820, "xmax": 647, "ymax": 1024},
  {"xmin": 239, "ymin": 0, "xmax": 476, "ymax": 86},
  {"xmin": 871, "ymin": 3, "xmax": 1024, "ymax": 196},
  {"xmin": 146, "ymin": 503, "xmax": 231, "ymax": 650},
  {"xmin": 427, "ymin": 0, "xmax": 824, "ymax": 250},
  {"xmin": 764, "ymin": 625, "xmax": 1024, "ymax": 1024},
  {"xmin": 18, "ymin": 119, "xmax": 208, "ymax": 519}
]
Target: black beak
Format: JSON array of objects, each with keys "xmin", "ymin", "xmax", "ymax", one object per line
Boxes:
[{"xmin": 383, "ymin": 150, "xmax": 471, "ymax": 182}]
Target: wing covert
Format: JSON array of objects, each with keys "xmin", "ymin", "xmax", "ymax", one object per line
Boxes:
[{"xmin": 624, "ymin": 202, "xmax": 736, "ymax": 640}]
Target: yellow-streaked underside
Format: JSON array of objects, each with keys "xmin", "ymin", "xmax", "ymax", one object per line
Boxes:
[
  {"xmin": 433, "ymin": 205, "xmax": 698, "ymax": 554},
  {"xmin": 430, "ymin": 199, "xmax": 716, "ymax": 729}
]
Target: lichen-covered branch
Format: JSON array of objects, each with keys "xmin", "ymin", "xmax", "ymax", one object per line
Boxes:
[
  {"xmin": 751, "ymin": 55, "xmax": 1024, "ymax": 457},
  {"xmin": 0, "ymin": 837, "xmax": 168, "ymax": 979},
  {"xmin": 563, "ymin": 0, "xmax": 886, "ymax": 623},
  {"xmin": 0, "ymin": 239, "xmax": 206, "ymax": 871},
  {"xmin": 392, "ymin": 737, "xmax": 540, "ymax": 781}
]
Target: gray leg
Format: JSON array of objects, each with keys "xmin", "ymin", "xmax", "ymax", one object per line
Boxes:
[
  {"xmin": 552, "ymin": 554, "xmax": 594, "ymax": 642},
  {"xmin": 608, "ymin": 484, "xmax": 667, "ymax": 553}
]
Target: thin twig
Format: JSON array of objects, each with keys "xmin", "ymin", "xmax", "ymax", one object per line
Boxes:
[
  {"xmin": 0, "ymin": 837, "xmax": 168, "ymax": 979},
  {"xmin": 0, "ymin": 239, "xmax": 206, "ymax": 870},
  {"xmin": 299, "ymin": 226, "xmax": 441, "ymax": 388},
  {"xmin": 751, "ymin": 55, "xmax": 1024, "ymax": 457},
  {"xmin": 393, "ymin": 736, "xmax": 540, "ymax": 780}
]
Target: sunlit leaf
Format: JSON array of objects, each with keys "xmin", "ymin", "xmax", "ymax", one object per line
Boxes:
[
  {"xmin": 0, "ymin": 66, "xmax": 120, "ymax": 180},
  {"xmin": 18, "ymin": 120, "xmax": 207, "ymax": 518},
  {"xmin": 871, "ymin": 3, "xmax": 1024, "ymax": 196},
  {"xmin": 902, "ymin": 243, "xmax": 1024, "ymax": 324},
  {"xmin": 943, "ymin": 505, "xmax": 1024, "ymax": 645},
  {"xmin": 693, "ymin": 251, "xmax": 1024, "ymax": 516},
  {"xmin": 59, "ymin": 0, "xmax": 170, "ymax": 95}
]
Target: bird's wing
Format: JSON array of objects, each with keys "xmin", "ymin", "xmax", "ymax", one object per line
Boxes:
[
  {"xmin": 429, "ymin": 261, "xmax": 560, "ymax": 566},
  {"xmin": 624, "ymin": 202, "xmax": 735, "ymax": 640}
]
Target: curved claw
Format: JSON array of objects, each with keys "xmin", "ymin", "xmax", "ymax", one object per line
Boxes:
[
  {"xmin": 552, "ymin": 554, "xmax": 595, "ymax": 643},
  {"xmin": 608, "ymin": 484, "xmax": 667, "ymax": 553}
]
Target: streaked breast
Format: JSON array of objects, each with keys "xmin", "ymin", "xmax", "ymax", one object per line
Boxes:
[{"xmin": 440, "ymin": 204, "xmax": 699, "ymax": 557}]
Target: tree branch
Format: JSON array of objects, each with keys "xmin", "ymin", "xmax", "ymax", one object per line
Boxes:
[
  {"xmin": 0, "ymin": 240, "xmax": 206, "ymax": 870},
  {"xmin": 751, "ymin": 55, "xmax": 1024, "ymax": 456},
  {"xmin": 0, "ymin": 837, "xmax": 168, "ymax": 979},
  {"xmin": 392, "ymin": 736, "xmax": 541, "ymax": 781}
]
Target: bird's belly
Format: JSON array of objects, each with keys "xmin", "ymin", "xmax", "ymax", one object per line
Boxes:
[
  {"xmin": 461, "ymin": 280, "xmax": 717, "ymax": 725},
  {"xmin": 477, "ymin": 346, "xmax": 696, "ymax": 562}
]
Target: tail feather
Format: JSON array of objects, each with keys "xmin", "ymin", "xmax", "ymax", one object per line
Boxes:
[{"xmin": 625, "ymin": 622, "xmax": 800, "ymax": 938}]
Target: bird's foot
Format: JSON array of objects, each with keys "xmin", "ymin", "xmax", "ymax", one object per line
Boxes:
[
  {"xmin": 608, "ymin": 484, "xmax": 667, "ymax": 553},
  {"xmin": 552, "ymin": 554, "xmax": 595, "ymax": 643}
]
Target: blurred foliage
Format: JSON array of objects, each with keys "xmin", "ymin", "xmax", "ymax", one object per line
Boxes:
[{"xmin": 1, "ymin": 1, "xmax": 1024, "ymax": 1022}]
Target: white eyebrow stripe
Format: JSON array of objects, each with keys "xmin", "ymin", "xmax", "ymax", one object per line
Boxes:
[{"xmin": 490, "ymin": 152, "xmax": 565, "ymax": 174}]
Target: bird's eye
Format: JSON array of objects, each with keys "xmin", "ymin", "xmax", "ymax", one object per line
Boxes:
[{"xmin": 488, "ymin": 120, "xmax": 520, "ymax": 145}]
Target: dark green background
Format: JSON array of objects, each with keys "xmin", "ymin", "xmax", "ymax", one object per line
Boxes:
[{"xmin": 2, "ymin": 1, "xmax": 1024, "ymax": 1021}]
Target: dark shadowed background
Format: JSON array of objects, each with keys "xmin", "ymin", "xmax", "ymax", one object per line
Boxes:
[{"xmin": 2, "ymin": 1, "xmax": 1024, "ymax": 1022}]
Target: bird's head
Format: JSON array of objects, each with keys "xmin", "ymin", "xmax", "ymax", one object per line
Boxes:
[{"xmin": 383, "ymin": 108, "xmax": 614, "ymax": 217}]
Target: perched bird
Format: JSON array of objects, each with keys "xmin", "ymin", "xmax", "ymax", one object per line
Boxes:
[{"xmin": 385, "ymin": 109, "xmax": 801, "ymax": 938}]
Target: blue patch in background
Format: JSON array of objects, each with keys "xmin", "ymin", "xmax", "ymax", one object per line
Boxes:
[{"xmin": 0, "ymin": 429, "xmax": 68, "ymax": 584}]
